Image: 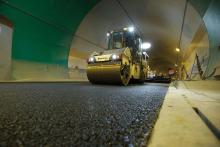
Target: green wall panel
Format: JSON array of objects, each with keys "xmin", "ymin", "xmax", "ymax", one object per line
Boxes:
[
  {"xmin": 203, "ymin": 0, "xmax": 220, "ymax": 76},
  {"xmin": 0, "ymin": 0, "xmax": 99, "ymax": 65},
  {"xmin": 190, "ymin": 0, "xmax": 211, "ymax": 17}
]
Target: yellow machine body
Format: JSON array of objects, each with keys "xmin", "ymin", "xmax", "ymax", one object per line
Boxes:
[
  {"xmin": 86, "ymin": 28, "xmax": 149, "ymax": 85},
  {"xmin": 87, "ymin": 48, "xmax": 148, "ymax": 85}
]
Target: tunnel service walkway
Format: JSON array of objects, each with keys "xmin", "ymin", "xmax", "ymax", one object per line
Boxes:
[{"xmin": 148, "ymin": 80, "xmax": 220, "ymax": 147}]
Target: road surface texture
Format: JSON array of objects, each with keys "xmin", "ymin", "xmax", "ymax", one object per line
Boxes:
[{"xmin": 0, "ymin": 83, "xmax": 168, "ymax": 146}]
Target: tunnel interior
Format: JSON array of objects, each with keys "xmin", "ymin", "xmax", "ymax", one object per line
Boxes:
[
  {"xmin": 0, "ymin": 0, "xmax": 220, "ymax": 81},
  {"xmin": 0, "ymin": 0, "xmax": 220, "ymax": 146}
]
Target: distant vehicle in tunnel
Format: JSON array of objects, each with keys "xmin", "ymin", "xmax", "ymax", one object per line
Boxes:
[
  {"xmin": 146, "ymin": 70, "xmax": 172, "ymax": 83},
  {"xmin": 86, "ymin": 27, "xmax": 149, "ymax": 85}
]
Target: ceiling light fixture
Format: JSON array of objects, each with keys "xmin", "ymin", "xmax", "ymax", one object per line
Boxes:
[
  {"xmin": 141, "ymin": 42, "xmax": 151, "ymax": 50},
  {"xmin": 128, "ymin": 26, "xmax": 134, "ymax": 32}
]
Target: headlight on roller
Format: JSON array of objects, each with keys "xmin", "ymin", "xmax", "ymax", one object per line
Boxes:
[
  {"xmin": 88, "ymin": 57, "xmax": 96, "ymax": 63},
  {"xmin": 110, "ymin": 54, "xmax": 121, "ymax": 61}
]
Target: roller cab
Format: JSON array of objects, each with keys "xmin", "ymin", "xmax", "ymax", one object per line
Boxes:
[{"xmin": 87, "ymin": 28, "xmax": 149, "ymax": 86}]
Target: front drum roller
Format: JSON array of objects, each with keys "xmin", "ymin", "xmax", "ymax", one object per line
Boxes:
[
  {"xmin": 120, "ymin": 64, "xmax": 130, "ymax": 85},
  {"xmin": 87, "ymin": 63, "xmax": 131, "ymax": 86}
]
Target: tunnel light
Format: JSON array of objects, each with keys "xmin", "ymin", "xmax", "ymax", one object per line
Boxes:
[
  {"xmin": 141, "ymin": 42, "xmax": 151, "ymax": 50},
  {"xmin": 106, "ymin": 32, "xmax": 110, "ymax": 37},
  {"xmin": 176, "ymin": 48, "xmax": 180, "ymax": 52},
  {"xmin": 123, "ymin": 27, "xmax": 128, "ymax": 31},
  {"xmin": 128, "ymin": 26, "xmax": 134, "ymax": 32}
]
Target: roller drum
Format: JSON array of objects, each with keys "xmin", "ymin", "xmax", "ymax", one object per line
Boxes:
[{"xmin": 87, "ymin": 64, "xmax": 130, "ymax": 85}]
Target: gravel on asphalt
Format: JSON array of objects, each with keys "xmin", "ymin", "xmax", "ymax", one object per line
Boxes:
[{"xmin": 0, "ymin": 83, "xmax": 169, "ymax": 146}]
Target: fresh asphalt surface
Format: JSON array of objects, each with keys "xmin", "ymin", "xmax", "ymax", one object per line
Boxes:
[{"xmin": 0, "ymin": 82, "xmax": 169, "ymax": 146}]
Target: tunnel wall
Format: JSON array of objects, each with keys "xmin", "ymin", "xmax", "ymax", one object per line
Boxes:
[
  {"xmin": 0, "ymin": 16, "xmax": 12, "ymax": 80},
  {"xmin": 68, "ymin": 56, "xmax": 88, "ymax": 81},
  {"xmin": 181, "ymin": 1, "xmax": 210, "ymax": 80},
  {"xmin": 190, "ymin": 0, "xmax": 211, "ymax": 17},
  {"xmin": 203, "ymin": 0, "xmax": 220, "ymax": 78},
  {"xmin": 189, "ymin": 0, "xmax": 220, "ymax": 78},
  {"xmin": 182, "ymin": 22, "xmax": 209, "ymax": 80},
  {"xmin": 0, "ymin": 0, "xmax": 99, "ymax": 81},
  {"xmin": 183, "ymin": 0, "xmax": 220, "ymax": 80}
]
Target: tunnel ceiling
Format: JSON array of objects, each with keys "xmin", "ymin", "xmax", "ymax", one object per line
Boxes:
[{"xmin": 71, "ymin": 0, "xmax": 205, "ymax": 72}]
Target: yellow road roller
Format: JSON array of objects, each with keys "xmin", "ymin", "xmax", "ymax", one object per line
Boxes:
[{"xmin": 87, "ymin": 27, "xmax": 149, "ymax": 86}]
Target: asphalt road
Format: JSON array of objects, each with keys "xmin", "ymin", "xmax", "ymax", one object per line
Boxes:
[{"xmin": 0, "ymin": 83, "xmax": 168, "ymax": 146}]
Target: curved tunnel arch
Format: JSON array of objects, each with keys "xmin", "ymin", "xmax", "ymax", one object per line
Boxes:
[
  {"xmin": 70, "ymin": 0, "xmax": 213, "ymax": 77},
  {"xmin": 0, "ymin": 0, "xmax": 219, "ymax": 80}
]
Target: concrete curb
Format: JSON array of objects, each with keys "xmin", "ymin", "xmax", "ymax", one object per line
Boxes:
[{"xmin": 148, "ymin": 82, "xmax": 220, "ymax": 147}]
